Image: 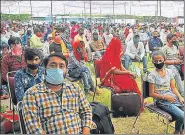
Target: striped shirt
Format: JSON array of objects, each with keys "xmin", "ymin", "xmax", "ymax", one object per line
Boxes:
[{"xmin": 22, "ymin": 81, "xmax": 93, "ymax": 134}]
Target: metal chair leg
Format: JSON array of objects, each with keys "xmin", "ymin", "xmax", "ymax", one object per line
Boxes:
[
  {"xmin": 132, "ymin": 109, "xmax": 142, "ymax": 129},
  {"xmin": 13, "ymin": 106, "xmax": 15, "ymax": 134},
  {"xmin": 10, "ymin": 99, "xmax": 12, "ymax": 110}
]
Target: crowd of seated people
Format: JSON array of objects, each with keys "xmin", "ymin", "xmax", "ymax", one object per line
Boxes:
[{"xmin": 0, "ymin": 20, "xmax": 184, "ymax": 134}]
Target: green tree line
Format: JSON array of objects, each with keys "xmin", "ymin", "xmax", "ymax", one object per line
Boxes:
[
  {"xmin": 1, "ymin": 13, "xmax": 30, "ymax": 21},
  {"xmin": 1, "ymin": 13, "xmax": 169, "ymax": 23}
]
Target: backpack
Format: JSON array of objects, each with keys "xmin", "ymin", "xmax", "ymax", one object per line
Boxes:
[{"xmin": 90, "ymin": 102, "xmax": 115, "ymax": 134}]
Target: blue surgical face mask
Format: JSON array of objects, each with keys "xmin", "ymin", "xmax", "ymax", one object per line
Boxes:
[{"xmin": 45, "ymin": 68, "xmax": 64, "ymax": 85}]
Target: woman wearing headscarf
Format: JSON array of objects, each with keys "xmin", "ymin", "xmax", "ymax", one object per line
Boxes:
[
  {"xmin": 49, "ymin": 30, "xmax": 69, "ymax": 58},
  {"xmin": 100, "ymin": 37, "xmax": 142, "ymax": 98}
]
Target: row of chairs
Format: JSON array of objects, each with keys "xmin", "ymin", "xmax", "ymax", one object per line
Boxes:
[
  {"xmin": 6, "ymin": 59, "xmax": 175, "ymax": 134},
  {"xmin": 92, "ymin": 59, "xmax": 174, "ymax": 134}
]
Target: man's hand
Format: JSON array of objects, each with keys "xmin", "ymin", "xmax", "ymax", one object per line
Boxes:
[
  {"xmin": 82, "ymin": 127, "xmax": 90, "ymax": 134},
  {"xmin": 135, "ymin": 55, "xmax": 141, "ymax": 61},
  {"xmin": 128, "ymin": 71, "xmax": 137, "ymax": 79},
  {"xmin": 175, "ymin": 59, "xmax": 183, "ymax": 65}
]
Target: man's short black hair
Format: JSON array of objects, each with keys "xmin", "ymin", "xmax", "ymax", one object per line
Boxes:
[
  {"xmin": 43, "ymin": 52, "xmax": 68, "ymax": 67},
  {"xmin": 152, "ymin": 51, "xmax": 166, "ymax": 61},
  {"xmin": 24, "ymin": 48, "xmax": 41, "ymax": 61},
  {"xmin": 27, "ymin": 30, "xmax": 32, "ymax": 36},
  {"xmin": 33, "ymin": 28, "xmax": 41, "ymax": 34},
  {"xmin": 8, "ymin": 36, "xmax": 21, "ymax": 46},
  {"xmin": 133, "ymin": 33, "xmax": 140, "ymax": 38},
  {"xmin": 166, "ymin": 33, "xmax": 174, "ymax": 42}
]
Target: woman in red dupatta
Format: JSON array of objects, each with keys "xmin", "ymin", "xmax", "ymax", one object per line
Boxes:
[{"xmin": 100, "ymin": 37, "xmax": 142, "ymax": 97}]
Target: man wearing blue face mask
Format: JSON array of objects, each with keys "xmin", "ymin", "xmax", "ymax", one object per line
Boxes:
[
  {"xmin": 123, "ymin": 33, "xmax": 148, "ymax": 72},
  {"xmin": 22, "ymin": 52, "xmax": 94, "ymax": 134},
  {"xmin": 15, "ymin": 48, "xmax": 44, "ymax": 102}
]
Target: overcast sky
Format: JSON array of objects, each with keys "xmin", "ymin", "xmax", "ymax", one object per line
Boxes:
[{"xmin": 1, "ymin": 1, "xmax": 184, "ymax": 18}]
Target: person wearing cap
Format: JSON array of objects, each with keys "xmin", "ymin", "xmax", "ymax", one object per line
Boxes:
[
  {"xmin": 1, "ymin": 36, "xmax": 26, "ymax": 85},
  {"xmin": 149, "ymin": 31, "xmax": 163, "ymax": 53},
  {"xmin": 123, "ymin": 33, "xmax": 148, "ymax": 72},
  {"xmin": 22, "ymin": 52, "xmax": 95, "ymax": 134},
  {"xmin": 14, "ymin": 48, "xmax": 44, "ymax": 102}
]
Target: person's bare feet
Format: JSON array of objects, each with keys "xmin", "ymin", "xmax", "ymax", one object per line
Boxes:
[{"xmin": 180, "ymin": 130, "xmax": 184, "ymax": 134}]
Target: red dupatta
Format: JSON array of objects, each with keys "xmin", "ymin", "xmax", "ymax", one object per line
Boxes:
[{"xmin": 100, "ymin": 37, "xmax": 123, "ymax": 83}]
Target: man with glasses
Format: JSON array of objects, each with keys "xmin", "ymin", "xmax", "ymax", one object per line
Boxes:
[{"xmin": 15, "ymin": 48, "xmax": 44, "ymax": 102}]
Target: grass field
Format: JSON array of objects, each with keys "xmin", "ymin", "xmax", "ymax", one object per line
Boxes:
[
  {"xmin": 0, "ymin": 56, "xmax": 176, "ymax": 134},
  {"xmin": 81, "ymin": 58, "xmax": 175, "ymax": 134}
]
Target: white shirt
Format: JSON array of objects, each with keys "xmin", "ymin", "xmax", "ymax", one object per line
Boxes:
[
  {"xmin": 43, "ymin": 41, "xmax": 50, "ymax": 56},
  {"xmin": 125, "ymin": 32, "xmax": 134, "ymax": 45},
  {"xmin": 103, "ymin": 33, "xmax": 113, "ymax": 46},
  {"xmin": 125, "ymin": 40, "xmax": 145, "ymax": 60},
  {"xmin": 139, "ymin": 32, "xmax": 149, "ymax": 42}
]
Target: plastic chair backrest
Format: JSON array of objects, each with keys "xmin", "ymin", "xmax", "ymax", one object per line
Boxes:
[
  {"xmin": 9, "ymin": 77, "xmax": 17, "ymax": 105},
  {"xmin": 7, "ymin": 71, "xmax": 17, "ymax": 105},
  {"xmin": 93, "ymin": 60, "xmax": 101, "ymax": 78},
  {"xmin": 17, "ymin": 101, "xmax": 27, "ymax": 134}
]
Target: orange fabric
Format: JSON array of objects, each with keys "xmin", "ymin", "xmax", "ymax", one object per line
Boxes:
[{"xmin": 72, "ymin": 41, "xmax": 88, "ymax": 62}]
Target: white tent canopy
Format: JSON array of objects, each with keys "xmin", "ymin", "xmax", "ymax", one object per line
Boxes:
[{"xmin": 1, "ymin": 1, "xmax": 184, "ymax": 18}]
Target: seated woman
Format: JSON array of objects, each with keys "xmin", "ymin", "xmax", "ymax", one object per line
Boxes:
[
  {"xmin": 147, "ymin": 51, "xmax": 184, "ymax": 134},
  {"xmin": 99, "ymin": 37, "xmax": 142, "ymax": 98},
  {"xmin": 67, "ymin": 40, "xmax": 95, "ymax": 94}
]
